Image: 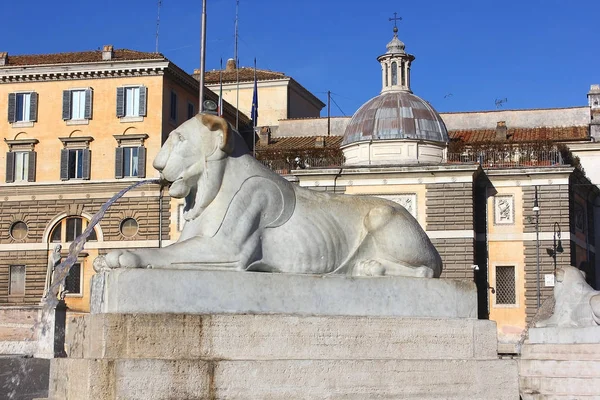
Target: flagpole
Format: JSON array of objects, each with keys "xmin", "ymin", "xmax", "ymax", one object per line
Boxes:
[
  {"xmin": 234, "ymin": 0, "xmax": 239, "ymax": 130},
  {"xmin": 219, "ymin": 58, "xmax": 223, "ymax": 116},
  {"xmin": 199, "ymin": 0, "xmax": 207, "ymax": 112},
  {"xmin": 252, "ymin": 57, "xmax": 257, "ymax": 158}
]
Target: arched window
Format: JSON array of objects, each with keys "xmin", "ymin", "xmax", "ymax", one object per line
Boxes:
[
  {"xmin": 50, "ymin": 217, "xmax": 97, "ymax": 243},
  {"xmin": 401, "ymin": 62, "xmax": 406, "ymax": 86},
  {"xmin": 385, "ymin": 66, "xmax": 389, "ymax": 87},
  {"xmin": 391, "ymin": 61, "xmax": 398, "ymax": 85}
]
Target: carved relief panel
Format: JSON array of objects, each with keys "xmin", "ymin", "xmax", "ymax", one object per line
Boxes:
[{"xmin": 494, "ymin": 195, "xmax": 514, "ymax": 225}]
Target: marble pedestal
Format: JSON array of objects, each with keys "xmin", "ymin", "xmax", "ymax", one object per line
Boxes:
[
  {"xmin": 47, "ymin": 269, "xmax": 518, "ymax": 399},
  {"xmin": 520, "ymin": 327, "xmax": 600, "ymax": 399}
]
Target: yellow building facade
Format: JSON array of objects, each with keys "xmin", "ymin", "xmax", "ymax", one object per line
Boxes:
[{"xmin": 0, "ymin": 46, "xmax": 247, "ymax": 316}]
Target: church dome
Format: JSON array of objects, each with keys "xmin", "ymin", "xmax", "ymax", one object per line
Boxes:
[
  {"xmin": 341, "ymin": 24, "xmax": 449, "ymax": 166},
  {"xmin": 342, "ymin": 91, "xmax": 448, "ymax": 146}
]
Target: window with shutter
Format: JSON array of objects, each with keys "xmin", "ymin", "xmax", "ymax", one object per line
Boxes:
[
  {"xmin": 113, "ymin": 134, "xmax": 148, "ymax": 178},
  {"xmin": 5, "ymin": 139, "xmax": 38, "ymax": 183},
  {"xmin": 59, "ymin": 137, "xmax": 93, "ymax": 180},
  {"xmin": 8, "ymin": 93, "xmax": 35, "ymax": 124}
]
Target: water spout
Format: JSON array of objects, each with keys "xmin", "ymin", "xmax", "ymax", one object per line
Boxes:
[{"xmin": 43, "ymin": 179, "xmax": 160, "ymax": 308}]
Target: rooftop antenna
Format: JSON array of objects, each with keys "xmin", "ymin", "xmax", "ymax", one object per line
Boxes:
[
  {"xmin": 155, "ymin": 0, "xmax": 162, "ymax": 53},
  {"xmin": 495, "ymin": 98, "xmax": 508, "ymax": 109},
  {"xmin": 234, "ymin": 0, "xmax": 240, "ymax": 130}
]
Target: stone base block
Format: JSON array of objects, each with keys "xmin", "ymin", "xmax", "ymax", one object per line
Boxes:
[
  {"xmin": 66, "ymin": 313, "xmax": 498, "ymax": 360},
  {"xmin": 91, "ymin": 268, "xmax": 477, "ymax": 318},
  {"xmin": 47, "ymin": 313, "xmax": 518, "ymax": 399},
  {"xmin": 50, "ymin": 358, "xmax": 518, "ymax": 400},
  {"xmin": 520, "ymin": 328, "xmax": 600, "ymax": 398}
]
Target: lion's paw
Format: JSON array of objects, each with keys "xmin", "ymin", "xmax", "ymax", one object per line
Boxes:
[
  {"xmin": 355, "ymin": 260, "xmax": 386, "ymax": 276},
  {"xmin": 103, "ymin": 250, "xmax": 147, "ymax": 269}
]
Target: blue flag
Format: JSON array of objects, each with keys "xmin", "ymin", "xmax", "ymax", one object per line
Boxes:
[{"xmin": 251, "ymin": 58, "xmax": 258, "ymax": 126}]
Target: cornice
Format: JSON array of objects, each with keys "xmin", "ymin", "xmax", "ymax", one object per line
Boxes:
[{"xmin": 0, "ymin": 60, "xmax": 170, "ymax": 83}]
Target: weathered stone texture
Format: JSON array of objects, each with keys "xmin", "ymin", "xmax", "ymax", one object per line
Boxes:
[
  {"xmin": 426, "ymin": 182, "xmax": 474, "ymax": 231},
  {"xmin": 67, "ymin": 314, "xmax": 497, "ymax": 361},
  {"xmin": 520, "ymin": 333, "xmax": 600, "ymax": 399},
  {"xmin": 49, "ymin": 312, "xmax": 518, "ymax": 400}
]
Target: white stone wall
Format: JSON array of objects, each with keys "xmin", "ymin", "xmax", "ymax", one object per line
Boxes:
[{"xmin": 440, "ymin": 107, "xmax": 589, "ymax": 130}]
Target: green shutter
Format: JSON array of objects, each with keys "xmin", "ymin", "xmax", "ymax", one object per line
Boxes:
[
  {"xmin": 116, "ymin": 87, "xmax": 125, "ymax": 117},
  {"xmin": 62, "ymin": 91, "xmax": 71, "ymax": 120},
  {"xmin": 7, "ymin": 93, "xmax": 16, "ymax": 122},
  {"xmin": 139, "ymin": 86, "xmax": 147, "ymax": 116},
  {"xmin": 84, "ymin": 89, "xmax": 93, "ymax": 119},
  {"xmin": 137, "ymin": 146, "xmax": 146, "ymax": 178},
  {"xmin": 27, "ymin": 151, "xmax": 36, "ymax": 182},
  {"xmin": 60, "ymin": 149, "xmax": 69, "ymax": 180},
  {"xmin": 29, "ymin": 92, "xmax": 38, "ymax": 122},
  {"xmin": 82, "ymin": 149, "xmax": 91, "ymax": 180},
  {"xmin": 115, "ymin": 147, "xmax": 124, "ymax": 179},
  {"xmin": 5, "ymin": 152, "xmax": 15, "ymax": 183}
]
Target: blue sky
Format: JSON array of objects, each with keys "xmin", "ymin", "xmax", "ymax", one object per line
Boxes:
[{"xmin": 1, "ymin": 0, "xmax": 598, "ymax": 116}]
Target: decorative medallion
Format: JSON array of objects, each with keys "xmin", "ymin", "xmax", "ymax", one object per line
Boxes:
[{"xmin": 494, "ymin": 195, "xmax": 515, "ymax": 225}]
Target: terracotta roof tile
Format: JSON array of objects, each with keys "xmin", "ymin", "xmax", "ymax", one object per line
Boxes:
[
  {"xmin": 197, "ymin": 68, "xmax": 287, "ymax": 84},
  {"xmin": 257, "ymin": 136, "xmax": 343, "ymax": 150},
  {"xmin": 449, "ymin": 126, "xmax": 589, "ymax": 143},
  {"xmin": 4, "ymin": 49, "xmax": 165, "ymax": 66}
]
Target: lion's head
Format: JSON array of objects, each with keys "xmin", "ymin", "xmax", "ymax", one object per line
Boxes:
[{"xmin": 153, "ymin": 113, "xmax": 239, "ymax": 220}]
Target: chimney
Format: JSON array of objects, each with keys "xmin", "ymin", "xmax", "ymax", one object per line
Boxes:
[
  {"xmin": 589, "ymin": 85, "xmax": 600, "ymax": 141},
  {"xmin": 102, "ymin": 45, "xmax": 114, "ymax": 61},
  {"xmin": 315, "ymin": 137, "xmax": 325, "ymax": 148},
  {"xmin": 495, "ymin": 121, "xmax": 508, "ymax": 141},
  {"xmin": 225, "ymin": 58, "xmax": 236, "ymax": 71},
  {"xmin": 258, "ymin": 126, "xmax": 271, "ymax": 145},
  {"xmin": 0, "ymin": 52, "xmax": 7, "ymax": 66}
]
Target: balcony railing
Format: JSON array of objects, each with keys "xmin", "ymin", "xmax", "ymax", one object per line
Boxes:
[
  {"xmin": 447, "ymin": 150, "xmax": 564, "ymax": 168},
  {"xmin": 258, "ymin": 156, "xmax": 345, "ymax": 174}
]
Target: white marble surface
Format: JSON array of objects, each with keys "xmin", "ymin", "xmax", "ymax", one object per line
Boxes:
[
  {"xmin": 90, "ymin": 268, "xmax": 477, "ymax": 318},
  {"xmin": 99, "ymin": 114, "xmax": 443, "ymax": 278}
]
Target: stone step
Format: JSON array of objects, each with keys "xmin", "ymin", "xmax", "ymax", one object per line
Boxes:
[
  {"xmin": 519, "ymin": 376, "xmax": 600, "ymax": 398},
  {"xmin": 49, "ymin": 358, "xmax": 518, "ymax": 400},
  {"xmin": 522, "ymin": 343, "xmax": 600, "ymax": 361},
  {"xmin": 520, "ymin": 359, "xmax": 600, "ymax": 378},
  {"xmin": 66, "ymin": 313, "xmax": 499, "ymax": 361}
]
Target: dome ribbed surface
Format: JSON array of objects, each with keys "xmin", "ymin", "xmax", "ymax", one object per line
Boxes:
[{"xmin": 342, "ymin": 91, "xmax": 449, "ymax": 146}]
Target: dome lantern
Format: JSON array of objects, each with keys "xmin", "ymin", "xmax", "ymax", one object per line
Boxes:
[{"xmin": 377, "ymin": 16, "xmax": 415, "ymax": 93}]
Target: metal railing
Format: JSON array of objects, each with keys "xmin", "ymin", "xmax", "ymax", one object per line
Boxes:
[
  {"xmin": 258, "ymin": 156, "xmax": 345, "ymax": 174},
  {"xmin": 447, "ymin": 150, "xmax": 564, "ymax": 168}
]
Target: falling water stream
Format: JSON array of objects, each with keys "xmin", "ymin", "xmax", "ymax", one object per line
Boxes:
[
  {"xmin": 43, "ymin": 178, "xmax": 160, "ymax": 308},
  {"xmin": 3, "ymin": 178, "xmax": 160, "ymax": 399}
]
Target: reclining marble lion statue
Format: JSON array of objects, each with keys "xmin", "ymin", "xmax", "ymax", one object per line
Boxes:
[
  {"xmin": 535, "ymin": 265, "xmax": 600, "ymax": 327},
  {"xmin": 97, "ymin": 113, "xmax": 443, "ymax": 278}
]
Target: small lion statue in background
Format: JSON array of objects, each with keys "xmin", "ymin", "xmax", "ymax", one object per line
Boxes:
[
  {"xmin": 535, "ymin": 266, "xmax": 600, "ymax": 328},
  {"xmin": 96, "ymin": 113, "xmax": 442, "ymax": 278}
]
